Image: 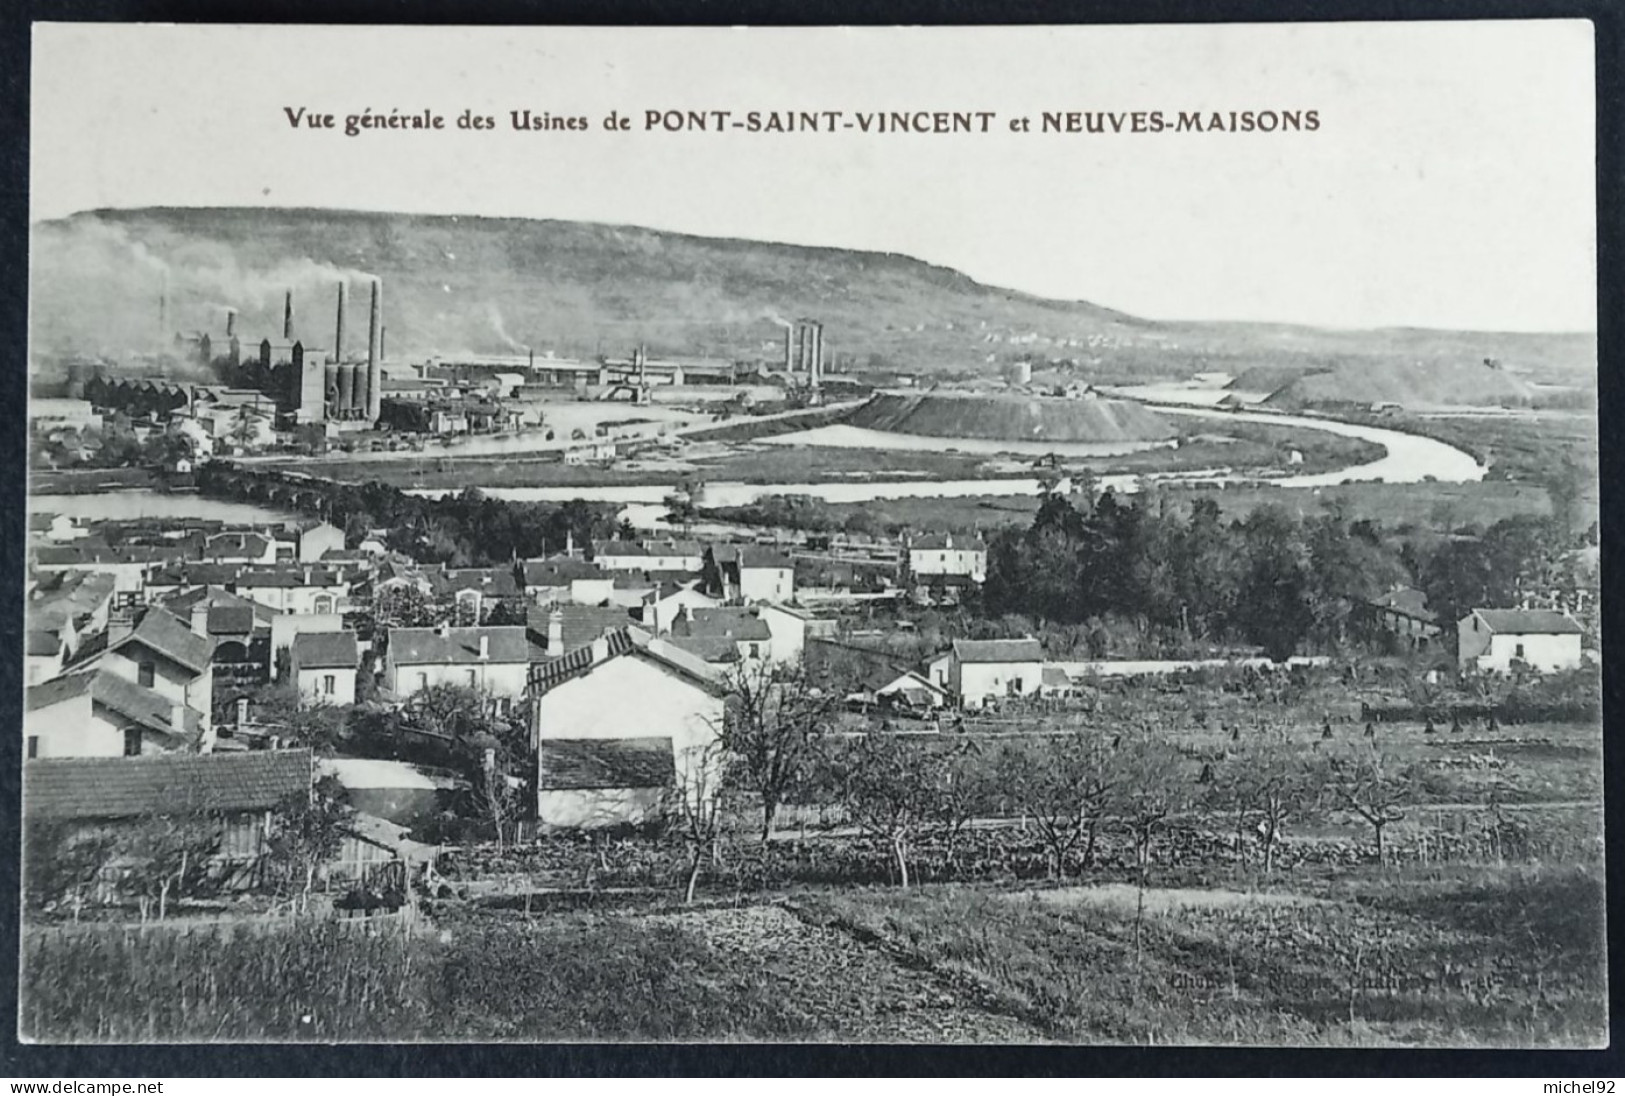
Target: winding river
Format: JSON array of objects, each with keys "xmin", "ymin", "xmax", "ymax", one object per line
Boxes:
[{"xmin": 30, "ymin": 397, "xmax": 1483, "ymax": 530}]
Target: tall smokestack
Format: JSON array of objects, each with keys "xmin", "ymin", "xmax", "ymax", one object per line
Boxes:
[
  {"xmin": 783, "ymin": 328, "xmax": 794, "ymax": 372},
  {"xmin": 283, "ymin": 290, "xmax": 294, "ymax": 340},
  {"xmin": 366, "ymin": 278, "xmax": 382, "ymax": 421},
  {"xmin": 225, "ymin": 309, "xmax": 236, "ymax": 338},
  {"xmin": 334, "ymin": 282, "xmax": 347, "ymax": 363}
]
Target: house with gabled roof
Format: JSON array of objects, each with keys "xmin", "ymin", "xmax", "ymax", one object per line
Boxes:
[
  {"xmin": 590, "ymin": 537, "xmax": 703, "ymax": 574},
  {"xmin": 26, "ymin": 668, "xmax": 205, "ymax": 759},
  {"xmin": 384, "ymin": 623, "xmax": 538, "ymax": 704},
  {"xmin": 949, "ymin": 637, "xmax": 1044, "ymax": 708},
  {"xmin": 1457, "ymin": 608, "xmax": 1584, "ymax": 674},
  {"xmin": 99, "ymin": 606, "xmax": 216, "ymax": 734},
  {"xmin": 292, "ymin": 631, "xmax": 361, "ymax": 707},
  {"xmin": 520, "ymin": 556, "xmax": 614, "ymax": 607},
  {"xmin": 529, "ymin": 627, "xmax": 726, "ymax": 830},
  {"xmin": 704, "ymin": 545, "xmax": 795, "ymax": 604},
  {"xmin": 669, "ymin": 605, "xmax": 773, "ymax": 664}
]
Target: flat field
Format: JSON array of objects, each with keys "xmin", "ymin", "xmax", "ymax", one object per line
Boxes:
[{"xmin": 22, "ymin": 861, "xmax": 1602, "ymax": 1045}]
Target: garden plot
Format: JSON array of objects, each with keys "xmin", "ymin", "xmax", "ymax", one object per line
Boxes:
[{"xmin": 641, "ymin": 903, "xmax": 1049, "ymax": 1042}]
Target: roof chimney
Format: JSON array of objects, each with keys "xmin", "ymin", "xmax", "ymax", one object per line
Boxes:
[
  {"xmin": 547, "ymin": 607, "xmax": 564, "ymax": 653},
  {"xmin": 478, "ymin": 634, "xmax": 490, "ymax": 660},
  {"xmin": 590, "ymin": 634, "xmax": 610, "ymax": 663},
  {"xmin": 189, "ymin": 602, "xmax": 210, "ymax": 637}
]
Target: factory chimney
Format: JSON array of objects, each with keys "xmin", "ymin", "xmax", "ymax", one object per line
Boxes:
[
  {"xmin": 334, "ymin": 282, "xmax": 347, "ymax": 363},
  {"xmin": 783, "ymin": 327, "xmax": 794, "ymax": 372},
  {"xmin": 225, "ymin": 309, "xmax": 236, "ymax": 338},
  {"xmin": 366, "ymin": 278, "xmax": 383, "ymax": 421},
  {"xmin": 282, "ymin": 290, "xmax": 294, "ymax": 340}
]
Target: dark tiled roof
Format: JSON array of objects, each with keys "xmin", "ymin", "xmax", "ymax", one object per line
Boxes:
[
  {"xmin": 27, "ymin": 669, "xmax": 201, "ymax": 742},
  {"xmin": 666, "ymin": 634, "xmax": 744, "ymax": 664},
  {"xmin": 538, "ymin": 737, "xmax": 674, "ymax": 791},
  {"xmin": 526, "ymin": 604, "xmax": 634, "ymax": 656},
  {"xmin": 27, "ymin": 630, "xmax": 64, "ymax": 657},
  {"xmin": 952, "ymin": 638, "xmax": 1044, "ymax": 664},
  {"xmin": 24, "ymin": 749, "xmax": 313, "ymax": 821},
  {"xmin": 675, "ymin": 607, "xmax": 772, "ymax": 642},
  {"xmin": 521, "ymin": 558, "xmax": 606, "ymax": 585},
  {"xmin": 911, "ymin": 534, "xmax": 986, "ymax": 551},
  {"xmin": 207, "ymin": 605, "xmax": 259, "ymax": 637},
  {"xmin": 161, "ymin": 585, "xmax": 277, "ymax": 627},
  {"xmin": 591, "ymin": 538, "xmax": 700, "ymax": 559},
  {"xmin": 710, "ymin": 545, "xmax": 793, "ymax": 570},
  {"xmin": 148, "ymin": 563, "xmax": 244, "ymax": 588},
  {"xmin": 1471, "ymin": 609, "xmax": 1584, "ymax": 635},
  {"xmin": 36, "ymin": 544, "xmax": 191, "ymax": 568},
  {"xmin": 293, "ymin": 631, "xmax": 360, "ymax": 669},
  {"xmin": 115, "ymin": 608, "xmax": 215, "ymax": 674},
  {"xmin": 235, "ymin": 566, "xmax": 344, "ymax": 589},
  {"xmin": 388, "ymin": 625, "xmax": 532, "ymax": 665},
  {"xmin": 201, "ymin": 533, "xmax": 271, "ymax": 559}
]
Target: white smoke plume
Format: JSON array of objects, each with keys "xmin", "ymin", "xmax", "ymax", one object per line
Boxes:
[
  {"xmin": 485, "ymin": 302, "xmax": 529, "ymax": 353},
  {"xmin": 29, "ymin": 218, "xmax": 371, "ymax": 360}
]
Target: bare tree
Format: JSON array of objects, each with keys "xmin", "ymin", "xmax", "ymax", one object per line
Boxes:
[
  {"xmin": 1205, "ymin": 726, "xmax": 1328, "ymax": 872},
  {"xmin": 718, "ymin": 657, "xmax": 840, "ymax": 843},
  {"xmin": 1107, "ymin": 729, "xmax": 1193, "ymax": 975},
  {"xmin": 668, "ymin": 741, "xmax": 732, "ymax": 904},
  {"xmin": 824, "ymin": 733, "xmax": 943, "ymax": 889},
  {"xmin": 1329, "ymin": 743, "xmax": 1418, "ymax": 865},
  {"xmin": 999, "ymin": 729, "xmax": 1115, "ymax": 878}
]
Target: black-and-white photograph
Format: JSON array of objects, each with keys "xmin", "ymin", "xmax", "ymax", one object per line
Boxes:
[{"xmin": 20, "ymin": 22, "xmax": 1602, "ymax": 1045}]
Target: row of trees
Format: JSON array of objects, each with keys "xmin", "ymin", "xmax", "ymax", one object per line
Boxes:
[
  {"xmin": 197, "ymin": 464, "xmax": 623, "ymax": 568},
  {"xmin": 980, "ymin": 488, "xmax": 1581, "ymax": 661}
]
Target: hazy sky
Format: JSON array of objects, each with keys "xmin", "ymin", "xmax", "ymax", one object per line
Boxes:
[{"xmin": 32, "ymin": 22, "xmax": 1596, "ymax": 331}]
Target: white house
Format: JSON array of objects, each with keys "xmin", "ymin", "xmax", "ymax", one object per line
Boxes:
[
  {"xmin": 949, "ymin": 637, "xmax": 1044, "ymax": 708},
  {"xmin": 101, "ymin": 607, "xmax": 217, "ymax": 734},
  {"xmin": 286, "ymin": 520, "xmax": 347, "ymax": 563},
  {"xmin": 907, "ymin": 533, "xmax": 987, "ymax": 584},
  {"xmin": 592, "ymin": 538, "xmax": 703, "ymax": 574},
  {"xmin": 529, "ymin": 627, "xmax": 725, "ymax": 829},
  {"xmin": 26, "ymin": 668, "xmax": 204, "ymax": 759},
  {"xmin": 756, "ymin": 602, "xmax": 812, "ymax": 665},
  {"xmin": 384, "ymin": 624, "xmax": 536, "ymax": 703},
  {"xmin": 707, "ymin": 546, "xmax": 795, "ymax": 604},
  {"xmin": 233, "ymin": 565, "xmax": 349, "ymax": 616},
  {"xmin": 291, "ymin": 631, "xmax": 361, "ymax": 707},
  {"xmin": 1457, "ymin": 608, "xmax": 1584, "ymax": 674}
]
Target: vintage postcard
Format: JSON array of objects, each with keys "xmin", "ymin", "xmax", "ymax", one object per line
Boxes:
[{"xmin": 21, "ymin": 22, "xmax": 1601, "ymax": 1045}]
